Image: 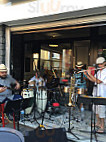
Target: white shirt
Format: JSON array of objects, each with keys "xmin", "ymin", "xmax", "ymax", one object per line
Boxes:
[
  {"xmin": 29, "ymin": 76, "xmax": 45, "ymax": 87},
  {"xmin": 93, "ymin": 68, "xmax": 106, "ymax": 97}
]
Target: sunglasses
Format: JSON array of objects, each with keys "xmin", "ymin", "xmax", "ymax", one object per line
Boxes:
[{"xmin": 97, "ymin": 63, "xmax": 103, "ymax": 65}]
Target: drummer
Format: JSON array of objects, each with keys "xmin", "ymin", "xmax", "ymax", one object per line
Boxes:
[{"xmin": 28, "ymin": 70, "xmax": 46, "ymax": 91}]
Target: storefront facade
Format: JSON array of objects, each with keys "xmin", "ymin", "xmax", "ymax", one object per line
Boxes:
[{"xmin": 0, "ymin": 1, "xmax": 106, "ymax": 81}]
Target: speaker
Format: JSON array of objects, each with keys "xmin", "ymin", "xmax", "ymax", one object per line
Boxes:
[{"xmin": 25, "ymin": 128, "xmax": 67, "ymax": 142}]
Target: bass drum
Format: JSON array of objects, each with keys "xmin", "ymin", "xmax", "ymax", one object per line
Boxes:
[
  {"xmin": 21, "ymin": 89, "xmax": 34, "ymax": 114},
  {"xmin": 36, "ymin": 87, "xmax": 47, "ymax": 113}
]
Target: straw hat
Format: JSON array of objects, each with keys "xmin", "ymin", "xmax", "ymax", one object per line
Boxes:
[
  {"xmin": 96, "ymin": 57, "xmax": 105, "ymax": 64},
  {"xmin": 0, "ymin": 64, "xmax": 7, "ymax": 72},
  {"xmin": 76, "ymin": 61, "xmax": 83, "ymax": 68}
]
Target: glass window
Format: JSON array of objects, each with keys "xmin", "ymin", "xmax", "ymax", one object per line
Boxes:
[
  {"xmin": 40, "ymin": 50, "xmax": 51, "ymax": 70},
  {"xmin": 33, "ymin": 53, "xmax": 39, "ymax": 59},
  {"xmin": 62, "ymin": 49, "xmax": 72, "ymax": 72},
  {"xmin": 41, "ymin": 50, "xmax": 50, "ymax": 60},
  {"xmin": 33, "ymin": 53, "xmax": 39, "ymax": 70},
  {"xmin": 52, "ymin": 53, "xmax": 60, "ymax": 59}
]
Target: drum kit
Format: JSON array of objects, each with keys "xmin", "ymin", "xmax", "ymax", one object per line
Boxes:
[
  {"xmin": 21, "ymin": 80, "xmax": 47, "ymax": 115},
  {"xmin": 20, "ymin": 71, "xmax": 87, "ymax": 124},
  {"xmin": 21, "ymin": 88, "xmax": 34, "ymax": 114}
]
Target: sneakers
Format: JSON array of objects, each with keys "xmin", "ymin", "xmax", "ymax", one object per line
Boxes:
[{"xmin": 6, "ymin": 113, "xmax": 13, "ymax": 121}]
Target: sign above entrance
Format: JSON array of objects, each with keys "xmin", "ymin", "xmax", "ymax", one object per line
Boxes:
[
  {"xmin": 0, "ymin": 0, "xmax": 35, "ymax": 5},
  {"xmin": 0, "ymin": 0, "xmax": 106, "ymax": 23}
]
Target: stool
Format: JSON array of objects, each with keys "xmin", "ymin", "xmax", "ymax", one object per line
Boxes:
[
  {"xmin": 0, "ymin": 103, "xmax": 16, "ymax": 129},
  {"xmin": 0, "ymin": 103, "xmax": 5, "ymax": 127}
]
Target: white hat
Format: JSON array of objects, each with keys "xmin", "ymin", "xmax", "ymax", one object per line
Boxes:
[
  {"xmin": 0, "ymin": 64, "xmax": 7, "ymax": 72},
  {"xmin": 96, "ymin": 57, "xmax": 105, "ymax": 64},
  {"xmin": 76, "ymin": 61, "xmax": 83, "ymax": 67}
]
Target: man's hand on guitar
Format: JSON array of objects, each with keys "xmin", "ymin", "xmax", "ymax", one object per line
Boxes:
[
  {"xmin": 0, "ymin": 87, "xmax": 7, "ymax": 93},
  {"xmin": 15, "ymin": 82, "xmax": 20, "ymax": 90}
]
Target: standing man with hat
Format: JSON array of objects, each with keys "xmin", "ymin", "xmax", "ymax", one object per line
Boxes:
[
  {"xmin": 75, "ymin": 61, "xmax": 87, "ymax": 90},
  {"xmin": 0, "ymin": 64, "xmax": 20, "ymax": 102},
  {"xmin": 74, "ymin": 61, "xmax": 87, "ymax": 117},
  {"xmin": 85, "ymin": 57, "xmax": 106, "ymax": 133}
]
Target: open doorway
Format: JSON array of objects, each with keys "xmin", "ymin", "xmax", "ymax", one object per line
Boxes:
[{"xmin": 74, "ymin": 40, "xmax": 90, "ymax": 69}]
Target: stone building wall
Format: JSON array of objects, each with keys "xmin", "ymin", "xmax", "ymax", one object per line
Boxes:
[{"xmin": 0, "ymin": 25, "xmax": 5, "ymax": 64}]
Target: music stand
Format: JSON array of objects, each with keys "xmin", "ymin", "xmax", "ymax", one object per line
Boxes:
[
  {"xmin": 78, "ymin": 95, "xmax": 106, "ymax": 142},
  {"xmin": 4, "ymin": 99, "xmax": 23, "ymax": 130},
  {"xmin": 22, "ymin": 97, "xmax": 34, "ymax": 112},
  {"xmin": 4, "ymin": 97, "xmax": 34, "ymax": 130},
  {"xmin": 20, "ymin": 97, "xmax": 35, "ymax": 123},
  {"xmin": 67, "ymin": 105, "xmax": 80, "ymax": 140}
]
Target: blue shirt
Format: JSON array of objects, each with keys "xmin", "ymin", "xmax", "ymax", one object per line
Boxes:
[
  {"xmin": 74, "ymin": 70, "xmax": 87, "ymax": 89},
  {"xmin": 0, "ymin": 75, "xmax": 16, "ymax": 102}
]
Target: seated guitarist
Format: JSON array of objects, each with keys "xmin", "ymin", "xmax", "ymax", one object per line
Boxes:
[{"xmin": 0, "ymin": 64, "xmax": 20, "ymax": 102}]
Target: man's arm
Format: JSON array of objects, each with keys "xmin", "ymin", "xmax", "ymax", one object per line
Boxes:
[
  {"xmin": 87, "ymin": 74, "xmax": 102, "ymax": 84},
  {"xmin": 84, "ymin": 70, "xmax": 102, "ymax": 84},
  {"xmin": 8, "ymin": 75, "xmax": 20, "ymax": 90},
  {"xmin": 84, "ymin": 71, "xmax": 95, "ymax": 82},
  {"xmin": 14, "ymin": 81, "xmax": 20, "ymax": 90}
]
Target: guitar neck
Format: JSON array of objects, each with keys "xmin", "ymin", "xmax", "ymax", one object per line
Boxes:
[{"xmin": 0, "ymin": 84, "xmax": 15, "ymax": 91}]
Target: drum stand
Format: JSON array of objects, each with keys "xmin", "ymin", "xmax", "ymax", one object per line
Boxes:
[
  {"xmin": 36, "ymin": 87, "xmax": 46, "ymax": 130},
  {"xmin": 30, "ymin": 87, "xmax": 40, "ymax": 124},
  {"xmin": 31, "ymin": 85, "xmax": 47, "ymax": 129},
  {"xmin": 33, "ymin": 88, "xmax": 37, "ymax": 120}
]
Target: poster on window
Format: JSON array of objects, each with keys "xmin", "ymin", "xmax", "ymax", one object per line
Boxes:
[{"xmin": 62, "ymin": 49, "xmax": 71, "ymax": 72}]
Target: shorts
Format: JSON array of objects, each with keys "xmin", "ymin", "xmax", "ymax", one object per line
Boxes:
[{"xmin": 93, "ymin": 105, "xmax": 106, "ymax": 118}]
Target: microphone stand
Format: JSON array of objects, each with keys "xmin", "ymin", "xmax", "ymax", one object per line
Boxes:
[
  {"xmin": 90, "ymin": 66, "xmax": 98, "ymax": 142},
  {"xmin": 33, "ymin": 87, "xmax": 37, "ymax": 120},
  {"xmin": 67, "ymin": 75, "xmax": 80, "ymax": 141}
]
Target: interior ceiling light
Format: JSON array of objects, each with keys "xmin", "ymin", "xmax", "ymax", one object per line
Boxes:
[
  {"xmin": 52, "ymin": 35, "xmax": 56, "ymax": 38},
  {"xmin": 49, "ymin": 44, "xmax": 58, "ymax": 47},
  {"xmin": 46, "ymin": 32, "xmax": 61, "ymax": 38}
]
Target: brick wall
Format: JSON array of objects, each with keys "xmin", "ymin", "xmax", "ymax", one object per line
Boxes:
[{"xmin": 0, "ymin": 25, "xmax": 5, "ymax": 64}]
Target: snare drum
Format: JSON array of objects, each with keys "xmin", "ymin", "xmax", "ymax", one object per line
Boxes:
[
  {"xmin": 21, "ymin": 88, "xmax": 34, "ymax": 98},
  {"xmin": 21, "ymin": 88, "xmax": 34, "ymax": 114},
  {"xmin": 36, "ymin": 87, "xmax": 47, "ymax": 113}
]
